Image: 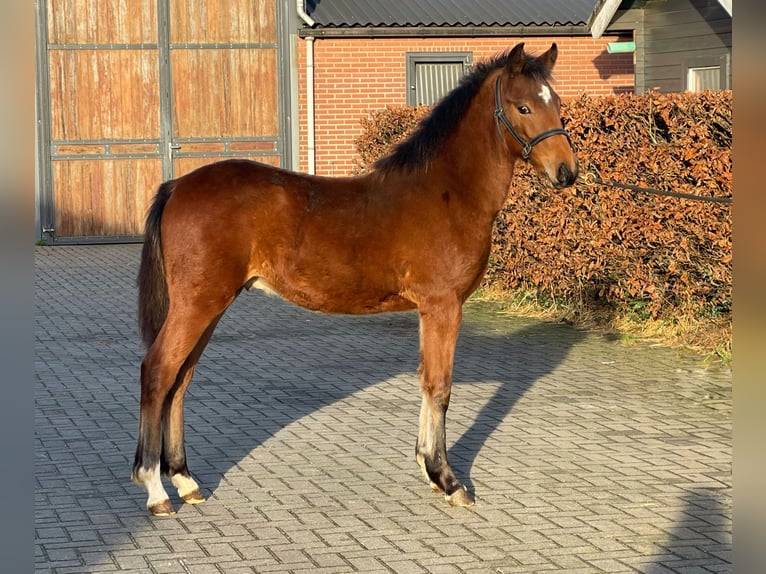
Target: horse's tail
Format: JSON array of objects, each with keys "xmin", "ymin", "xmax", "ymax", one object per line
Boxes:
[{"xmin": 137, "ymin": 180, "xmax": 174, "ymax": 348}]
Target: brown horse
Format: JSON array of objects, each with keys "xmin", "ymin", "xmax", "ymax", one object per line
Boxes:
[{"xmin": 132, "ymin": 42, "xmax": 577, "ymax": 515}]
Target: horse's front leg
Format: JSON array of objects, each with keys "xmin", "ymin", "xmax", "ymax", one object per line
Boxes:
[{"xmin": 415, "ymin": 298, "xmax": 475, "ymax": 506}]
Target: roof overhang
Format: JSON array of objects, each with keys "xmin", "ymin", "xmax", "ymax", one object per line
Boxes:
[
  {"xmin": 299, "ymin": 24, "xmax": 592, "ymax": 39},
  {"xmin": 589, "ymin": 0, "xmax": 624, "ymax": 39},
  {"xmin": 590, "ymin": 0, "xmax": 732, "ymax": 38}
]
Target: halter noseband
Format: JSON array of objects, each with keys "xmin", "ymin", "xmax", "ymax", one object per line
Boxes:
[{"xmin": 493, "ymin": 76, "xmax": 571, "ymax": 160}]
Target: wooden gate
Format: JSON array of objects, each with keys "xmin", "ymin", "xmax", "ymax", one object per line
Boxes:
[{"xmin": 37, "ymin": 0, "xmax": 287, "ymax": 244}]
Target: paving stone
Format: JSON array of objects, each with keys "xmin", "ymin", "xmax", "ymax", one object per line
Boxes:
[{"xmin": 35, "ymin": 244, "xmax": 732, "ymax": 573}]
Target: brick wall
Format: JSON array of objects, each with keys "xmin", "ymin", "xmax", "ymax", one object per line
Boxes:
[{"xmin": 297, "ymin": 35, "xmax": 634, "ymax": 176}]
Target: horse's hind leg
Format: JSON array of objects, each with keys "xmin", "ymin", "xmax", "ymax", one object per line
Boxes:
[
  {"xmin": 132, "ymin": 308, "xmax": 227, "ymax": 515},
  {"xmin": 161, "ymin": 315, "xmax": 223, "ymax": 506},
  {"xmin": 415, "ymin": 298, "xmax": 475, "ymax": 506}
]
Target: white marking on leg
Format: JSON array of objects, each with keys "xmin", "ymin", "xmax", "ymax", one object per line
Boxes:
[
  {"xmin": 417, "ymin": 395, "xmax": 442, "ymax": 491},
  {"xmin": 417, "ymin": 397, "xmax": 427, "ymax": 471},
  {"xmin": 136, "ymin": 464, "xmax": 169, "ymax": 508},
  {"xmin": 538, "ymin": 84, "xmax": 552, "ymax": 105},
  {"xmin": 418, "ymin": 395, "xmax": 435, "ymax": 454},
  {"xmin": 171, "ymin": 473, "xmax": 200, "ymax": 499}
]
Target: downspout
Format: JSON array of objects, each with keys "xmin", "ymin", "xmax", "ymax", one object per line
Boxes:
[
  {"xmin": 296, "ymin": 2, "xmax": 316, "ymax": 174},
  {"xmin": 305, "ymin": 36, "xmax": 316, "ymax": 175},
  {"xmin": 296, "ymin": 0, "xmax": 314, "ymax": 27}
]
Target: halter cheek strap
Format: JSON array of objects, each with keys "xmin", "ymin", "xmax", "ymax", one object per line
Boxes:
[{"xmin": 493, "ymin": 76, "xmax": 571, "ymax": 160}]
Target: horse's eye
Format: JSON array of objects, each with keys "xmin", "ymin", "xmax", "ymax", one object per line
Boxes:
[{"xmin": 518, "ymin": 105, "xmax": 531, "ymax": 115}]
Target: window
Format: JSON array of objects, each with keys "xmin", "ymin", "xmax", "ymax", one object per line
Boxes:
[
  {"xmin": 406, "ymin": 52, "xmax": 472, "ymax": 106},
  {"xmin": 687, "ymin": 66, "xmax": 721, "ymax": 92},
  {"xmin": 684, "ymin": 53, "xmax": 730, "ymax": 92}
]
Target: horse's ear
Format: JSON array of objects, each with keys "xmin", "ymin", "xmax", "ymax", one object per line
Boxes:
[
  {"xmin": 540, "ymin": 43, "xmax": 558, "ymax": 73},
  {"xmin": 506, "ymin": 43, "xmax": 526, "ymax": 77}
]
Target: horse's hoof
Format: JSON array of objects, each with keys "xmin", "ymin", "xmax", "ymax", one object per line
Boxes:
[
  {"xmin": 446, "ymin": 485, "xmax": 475, "ymax": 507},
  {"xmin": 148, "ymin": 499, "xmax": 176, "ymax": 516},
  {"xmin": 181, "ymin": 489, "xmax": 205, "ymax": 505}
]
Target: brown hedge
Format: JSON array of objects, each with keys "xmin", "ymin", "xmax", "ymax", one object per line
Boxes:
[{"xmin": 353, "ymin": 91, "xmax": 732, "ymax": 321}]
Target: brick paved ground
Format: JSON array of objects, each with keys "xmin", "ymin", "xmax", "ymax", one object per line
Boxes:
[{"xmin": 35, "ymin": 245, "xmax": 731, "ymax": 573}]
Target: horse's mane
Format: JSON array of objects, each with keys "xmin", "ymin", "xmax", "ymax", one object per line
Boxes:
[{"xmin": 372, "ymin": 49, "xmax": 552, "ymax": 176}]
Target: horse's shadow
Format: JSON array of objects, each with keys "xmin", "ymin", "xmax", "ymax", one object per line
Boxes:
[
  {"xmin": 450, "ymin": 309, "xmax": 585, "ymax": 496},
  {"xmin": 177, "ymin": 292, "xmax": 585, "ymax": 503}
]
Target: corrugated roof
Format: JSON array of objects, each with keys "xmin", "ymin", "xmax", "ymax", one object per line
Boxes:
[{"xmin": 305, "ymin": 0, "xmax": 599, "ymax": 28}]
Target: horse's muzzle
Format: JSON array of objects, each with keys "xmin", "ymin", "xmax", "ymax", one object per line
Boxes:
[{"xmin": 553, "ymin": 161, "xmax": 578, "ymax": 188}]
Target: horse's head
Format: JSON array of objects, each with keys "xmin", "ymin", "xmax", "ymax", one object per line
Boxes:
[{"xmin": 494, "ymin": 43, "xmax": 578, "ymax": 188}]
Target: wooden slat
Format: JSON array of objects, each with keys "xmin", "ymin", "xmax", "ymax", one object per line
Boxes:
[
  {"xmin": 177, "ymin": 142, "xmax": 227, "ymax": 153},
  {"xmin": 647, "ymin": 21, "xmax": 731, "ymax": 43},
  {"xmin": 256, "ymin": 155, "xmax": 280, "ymax": 167},
  {"xmin": 171, "ymin": 48, "xmax": 278, "ymax": 138},
  {"xmin": 647, "ymin": 34, "xmax": 732, "ymax": 53},
  {"xmin": 229, "ymin": 140, "xmax": 276, "ymax": 152},
  {"xmin": 174, "ymin": 141, "xmax": 276, "ymax": 153},
  {"xmin": 52, "ymin": 158, "xmax": 162, "ymax": 237},
  {"xmin": 54, "ymin": 144, "xmax": 106, "ymax": 156},
  {"xmin": 170, "ymin": 0, "xmax": 276, "ymax": 44},
  {"xmin": 47, "ymin": 0, "xmax": 157, "ymax": 45},
  {"xmin": 109, "ymin": 143, "xmax": 160, "ymax": 155},
  {"xmin": 49, "ymin": 49, "xmax": 160, "ymax": 141},
  {"xmin": 644, "ymin": 0, "xmax": 730, "ymax": 27}
]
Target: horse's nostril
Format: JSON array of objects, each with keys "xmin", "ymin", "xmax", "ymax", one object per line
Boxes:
[
  {"xmin": 556, "ymin": 162, "xmax": 578, "ymax": 187},
  {"xmin": 557, "ymin": 163, "xmax": 573, "ymax": 186}
]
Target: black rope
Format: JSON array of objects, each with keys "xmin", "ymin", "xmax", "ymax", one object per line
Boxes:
[{"xmin": 583, "ymin": 175, "xmax": 732, "ymax": 205}]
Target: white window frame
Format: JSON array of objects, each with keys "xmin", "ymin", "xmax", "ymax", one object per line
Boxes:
[{"xmin": 683, "ymin": 53, "xmax": 729, "ymax": 92}]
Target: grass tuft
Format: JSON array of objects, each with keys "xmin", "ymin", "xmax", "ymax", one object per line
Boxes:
[{"xmin": 471, "ymin": 286, "xmax": 731, "ymax": 365}]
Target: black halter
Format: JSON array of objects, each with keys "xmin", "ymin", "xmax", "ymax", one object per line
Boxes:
[{"xmin": 493, "ymin": 76, "xmax": 571, "ymax": 160}]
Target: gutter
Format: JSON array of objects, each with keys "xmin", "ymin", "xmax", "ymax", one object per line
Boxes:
[
  {"xmin": 296, "ymin": 0, "xmax": 314, "ymax": 27},
  {"xmin": 299, "ymin": 24, "xmax": 591, "ymax": 39}
]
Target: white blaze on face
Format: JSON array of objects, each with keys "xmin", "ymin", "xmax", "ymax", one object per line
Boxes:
[{"xmin": 538, "ymin": 84, "xmax": 552, "ymax": 106}]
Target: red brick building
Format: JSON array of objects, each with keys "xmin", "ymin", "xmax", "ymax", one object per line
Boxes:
[{"xmin": 295, "ymin": 1, "xmax": 635, "ymax": 176}]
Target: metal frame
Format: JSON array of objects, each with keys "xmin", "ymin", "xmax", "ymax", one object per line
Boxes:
[
  {"xmin": 35, "ymin": 0, "xmax": 53, "ymax": 244},
  {"xmin": 405, "ymin": 51, "xmax": 472, "ymax": 107},
  {"xmin": 157, "ymin": 0, "xmax": 173, "ymax": 184},
  {"xmin": 277, "ymin": 0, "xmax": 294, "ymax": 171}
]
